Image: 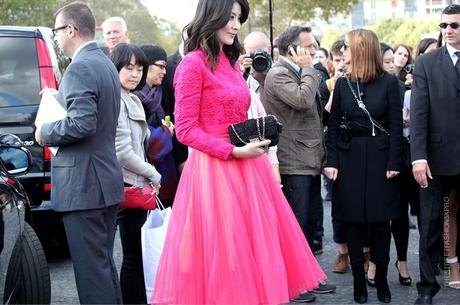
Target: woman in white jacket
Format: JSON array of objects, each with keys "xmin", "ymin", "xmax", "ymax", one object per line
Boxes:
[{"xmin": 111, "ymin": 43, "xmax": 161, "ymax": 304}]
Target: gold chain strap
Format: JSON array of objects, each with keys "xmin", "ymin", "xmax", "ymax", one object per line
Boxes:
[{"xmin": 231, "ymin": 116, "xmax": 267, "ymax": 145}]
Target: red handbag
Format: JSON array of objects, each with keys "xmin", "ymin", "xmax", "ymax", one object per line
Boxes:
[{"xmin": 120, "ymin": 184, "xmax": 157, "ymax": 210}]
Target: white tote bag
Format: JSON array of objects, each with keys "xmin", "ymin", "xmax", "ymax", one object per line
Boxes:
[{"xmin": 141, "ymin": 199, "xmax": 172, "ymax": 302}]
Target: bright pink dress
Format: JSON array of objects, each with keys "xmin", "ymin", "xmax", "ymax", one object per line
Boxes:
[{"xmin": 151, "ymin": 50, "xmax": 326, "ymax": 305}]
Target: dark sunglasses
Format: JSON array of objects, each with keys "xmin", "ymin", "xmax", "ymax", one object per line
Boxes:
[
  {"xmin": 439, "ymin": 22, "xmax": 460, "ymax": 29},
  {"xmin": 152, "ymin": 63, "xmax": 166, "ymax": 70}
]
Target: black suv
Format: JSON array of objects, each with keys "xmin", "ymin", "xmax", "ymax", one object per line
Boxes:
[
  {"xmin": 0, "ymin": 133, "xmax": 50, "ymax": 304},
  {"xmin": 0, "ymin": 26, "xmax": 70, "ymax": 252}
]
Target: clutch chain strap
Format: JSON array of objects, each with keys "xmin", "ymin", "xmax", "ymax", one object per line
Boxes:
[{"xmin": 231, "ymin": 116, "xmax": 266, "ymax": 145}]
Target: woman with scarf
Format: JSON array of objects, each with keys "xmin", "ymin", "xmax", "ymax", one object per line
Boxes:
[{"xmin": 134, "ymin": 44, "xmax": 178, "ymax": 207}]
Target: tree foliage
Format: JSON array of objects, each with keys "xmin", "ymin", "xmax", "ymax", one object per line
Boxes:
[
  {"xmin": 0, "ymin": 0, "xmax": 181, "ymax": 54},
  {"xmin": 245, "ymin": 0, "xmax": 359, "ymax": 36},
  {"xmin": 370, "ymin": 18, "xmax": 439, "ymax": 49},
  {"xmin": 320, "ymin": 26, "xmax": 344, "ymax": 51}
]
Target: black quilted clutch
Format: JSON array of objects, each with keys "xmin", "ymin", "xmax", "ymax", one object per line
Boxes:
[{"xmin": 228, "ymin": 115, "xmax": 283, "ymax": 147}]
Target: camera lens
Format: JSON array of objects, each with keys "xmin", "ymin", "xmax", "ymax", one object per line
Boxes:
[
  {"xmin": 252, "ymin": 50, "xmax": 272, "ymax": 72},
  {"xmin": 404, "ymin": 64, "xmax": 415, "ymax": 74}
]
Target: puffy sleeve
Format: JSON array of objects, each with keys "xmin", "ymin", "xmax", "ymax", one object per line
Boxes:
[{"xmin": 173, "ymin": 54, "xmax": 235, "ymax": 160}]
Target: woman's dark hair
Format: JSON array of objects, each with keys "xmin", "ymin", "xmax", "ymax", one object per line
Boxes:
[
  {"xmin": 380, "ymin": 43, "xmax": 394, "ymax": 57},
  {"xmin": 317, "ymin": 47, "xmax": 329, "ymax": 59},
  {"xmin": 183, "ymin": 0, "xmax": 249, "ymax": 70},
  {"xmin": 110, "ymin": 43, "xmax": 149, "ymax": 91},
  {"xmin": 415, "ymin": 38, "xmax": 438, "ymax": 59}
]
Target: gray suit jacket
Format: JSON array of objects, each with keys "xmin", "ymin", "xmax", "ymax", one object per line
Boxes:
[
  {"xmin": 41, "ymin": 42, "xmax": 124, "ymax": 212},
  {"xmin": 264, "ymin": 58, "xmax": 326, "ymax": 175}
]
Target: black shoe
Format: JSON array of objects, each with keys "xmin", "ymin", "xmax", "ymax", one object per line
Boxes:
[
  {"xmin": 375, "ymin": 264, "xmax": 391, "ymax": 303},
  {"xmin": 377, "ymin": 285, "xmax": 391, "ymax": 303},
  {"xmin": 310, "ymin": 281, "xmax": 336, "ymax": 294},
  {"xmin": 312, "ymin": 242, "xmax": 323, "ymax": 255},
  {"xmin": 414, "ymin": 295, "xmax": 432, "ymax": 304},
  {"xmin": 352, "ymin": 264, "xmax": 368, "ymax": 303},
  {"xmin": 395, "ymin": 261, "xmax": 412, "ymax": 286},
  {"xmin": 291, "ymin": 292, "xmax": 316, "ymax": 303}
]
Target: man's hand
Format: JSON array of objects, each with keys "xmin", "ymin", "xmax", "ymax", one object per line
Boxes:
[
  {"xmin": 386, "ymin": 171, "xmax": 399, "ymax": 179},
  {"xmin": 231, "ymin": 140, "xmax": 271, "ymax": 159},
  {"xmin": 239, "ymin": 55, "xmax": 252, "ymax": 72},
  {"xmin": 289, "ymin": 46, "xmax": 313, "ymax": 69},
  {"xmin": 35, "ymin": 125, "xmax": 44, "ymax": 146},
  {"xmin": 323, "ymin": 167, "xmax": 338, "ymax": 181},
  {"xmin": 412, "ymin": 162, "xmax": 432, "ymax": 188}
]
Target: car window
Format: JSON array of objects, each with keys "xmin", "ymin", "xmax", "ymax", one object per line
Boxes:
[{"xmin": 0, "ymin": 37, "xmax": 40, "ymax": 107}]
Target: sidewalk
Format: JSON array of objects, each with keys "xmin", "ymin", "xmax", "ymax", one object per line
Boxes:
[{"xmin": 308, "ymin": 200, "xmax": 459, "ymax": 305}]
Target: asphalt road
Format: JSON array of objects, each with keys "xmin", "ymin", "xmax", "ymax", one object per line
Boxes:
[{"xmin": 47, "ymin": 202, "xmax": 459, "ymax": 304}]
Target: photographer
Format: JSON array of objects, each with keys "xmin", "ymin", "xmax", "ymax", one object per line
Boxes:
[
  {"xmin": 241, "ymin": 32, "xmax": 272, "ymax": 99},
  {"xmin": 241, "ymin": 32, "xmax": 281, "ymax": 185}
]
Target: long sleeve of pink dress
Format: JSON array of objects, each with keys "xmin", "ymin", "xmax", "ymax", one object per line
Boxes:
[{"xmin": 173, "ymin": 50, "xmax": 250, "ymax": 160}]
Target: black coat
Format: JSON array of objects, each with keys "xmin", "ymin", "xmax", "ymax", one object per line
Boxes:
[{"xmin": 326, "ymin": 74, "xmax": 403, "ymax": 223}]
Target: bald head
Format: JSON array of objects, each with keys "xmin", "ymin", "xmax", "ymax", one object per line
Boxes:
[{"xmin": 243, "ymin": 31, "xmax": 271, "ymax": 55}]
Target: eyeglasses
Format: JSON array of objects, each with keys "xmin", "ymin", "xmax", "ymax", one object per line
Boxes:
[
  {"xmin": 152, "ymin": 63, "xmax": 167, "ymax": 70},
  {"xmin": 439, "ymin": 22, "xmax": 460, "ymax": 29},
  {"xmin": 52, "ymin": 24, "xmax": 69, "ymax": 37}
]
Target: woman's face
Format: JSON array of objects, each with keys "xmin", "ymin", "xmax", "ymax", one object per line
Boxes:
[
  {"xmin": 146, "ymin": 60, "xmax": 166, "ymax": 87},
  {"xmin": 382, "ymin": 49, "xmax": 395, "ymax": 74},
  {"xmin": 216, "ymin": 2, "xmax": 242, "ymax": 48},
  {"xmin": 119, "ymin": 55, "xmax": 143, "ymax": 91},
  {"xmin": 394, "ymin": 46, "xmax": 409, "ymax": 68}
]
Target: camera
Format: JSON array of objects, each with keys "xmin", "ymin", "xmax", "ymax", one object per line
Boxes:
[
  {"xmin": 404, "ymin": 64, "xmax": 415, "ymax": 74},
  {"xmin": 250, "ymin": 49, "xmax": 272, "ymax": 72}
]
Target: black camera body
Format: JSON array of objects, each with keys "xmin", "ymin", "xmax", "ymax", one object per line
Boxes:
[
  {"xmin": 250, "ymin": 49, "xmax": 272, "ymax": 72},
  {"xmin": 404, "ymin": 64, "xmax": 415, "ymax": 74}
]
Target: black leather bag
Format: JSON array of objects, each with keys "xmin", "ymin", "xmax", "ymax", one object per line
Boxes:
[{"xmin": 228, "ymin": 115, "xmax": 282, "ymax": 147}]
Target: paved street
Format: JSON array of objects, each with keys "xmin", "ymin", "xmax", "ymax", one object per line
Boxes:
[{"xmin": 48, "ymin": 201, "xmax": 459, "ymax": 304}]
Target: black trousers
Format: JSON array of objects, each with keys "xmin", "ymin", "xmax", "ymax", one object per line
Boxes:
[
  {"xmin": 282, "ymin": 174, "xmax": 322, "ymax": 248},
  {"xmin": 417, "ymin": 174, "xmax": 460, "ymax": 298},
  {"xmin": 62, "ymin": 204, "xmax": 122, "ymax": 304},
  {"xmin": 345, "ymin": 222, "xmax": 391, "ymax": 267},
  {"xmin": 118, "ymin": 208, "xmax": 148, "ymax": 304}
]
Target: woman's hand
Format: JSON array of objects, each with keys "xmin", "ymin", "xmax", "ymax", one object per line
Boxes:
[
  {"xmin": 323, "ymin": 167, "xmax": 338, "ymax": 181},
  {"xmin": 386, "ymin": 171, "xmax": 400, "ymax": 179},
  {"xmin": 162, "ymin": 119, "xmax": 175, "ymax": 136},
  {"xmin": 231, "ymin": 140, "xmax": 271, "ymax": 158}
]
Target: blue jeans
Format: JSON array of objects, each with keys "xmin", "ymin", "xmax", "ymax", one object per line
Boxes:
[{"xmin": 281, "ymin": 175, "xmax": 323, "ymax": 248}]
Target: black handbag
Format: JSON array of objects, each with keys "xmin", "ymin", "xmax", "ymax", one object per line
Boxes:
[{"xmin": 228, "ymin": 115, "xmax": 282, "ymax": 147}]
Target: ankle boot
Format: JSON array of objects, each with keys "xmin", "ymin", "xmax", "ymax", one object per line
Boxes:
[
  {"xmin": 351, "ymin": 264, "xmax": 368, "ymax": 303},
  {"xmin": 375, "ymin": 264, "xmax": 391, "ymax": 303}
]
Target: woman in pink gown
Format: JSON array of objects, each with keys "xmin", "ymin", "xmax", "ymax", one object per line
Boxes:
[{"xmin": 152, "ymin": 0, "xmax": 326, "ymax": 304}]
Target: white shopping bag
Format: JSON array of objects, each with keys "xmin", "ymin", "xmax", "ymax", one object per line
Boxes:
[{"xmin": 141, "ymin": 199, "xmax": 171, "ymax": 302}]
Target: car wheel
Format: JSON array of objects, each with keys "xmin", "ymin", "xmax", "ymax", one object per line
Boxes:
[{"xmin": 4, "ymin": 222, "xmax": 51, "ymax": 304}]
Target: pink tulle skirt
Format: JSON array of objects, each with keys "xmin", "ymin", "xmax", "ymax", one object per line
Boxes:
[{"xmin": 152, "ymin": 149, "xmax": 326, "ymax": 305}]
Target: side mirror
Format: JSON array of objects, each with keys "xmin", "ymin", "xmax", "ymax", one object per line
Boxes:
[{"xmin": 0, "ymin": 146, "xmax": 32, "ymax": 176}]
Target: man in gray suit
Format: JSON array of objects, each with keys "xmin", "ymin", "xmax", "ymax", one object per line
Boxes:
[{"xmin": 35, "ymin": 2, "xmax": 124, "ymax": 303}]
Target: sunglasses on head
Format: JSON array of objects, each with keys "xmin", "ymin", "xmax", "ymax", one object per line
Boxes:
[{"xmin": 439, "ymin": 22, "xmax": 460, "ymax": 29}]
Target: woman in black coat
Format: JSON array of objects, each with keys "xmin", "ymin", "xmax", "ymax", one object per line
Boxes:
[{"xmin": 324, "ymin": 29, "xmax": 402, "ymax": 304}]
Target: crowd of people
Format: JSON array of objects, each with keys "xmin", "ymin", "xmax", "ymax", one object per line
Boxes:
[{"xmin": 35, "ymin": 0, "xmax": 460, "ymax": 304}]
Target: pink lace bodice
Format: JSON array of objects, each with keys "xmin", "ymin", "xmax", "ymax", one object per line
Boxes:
[{"xmin": 174, "ymin": 50, "xmax": 250, "ymax": 160}]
